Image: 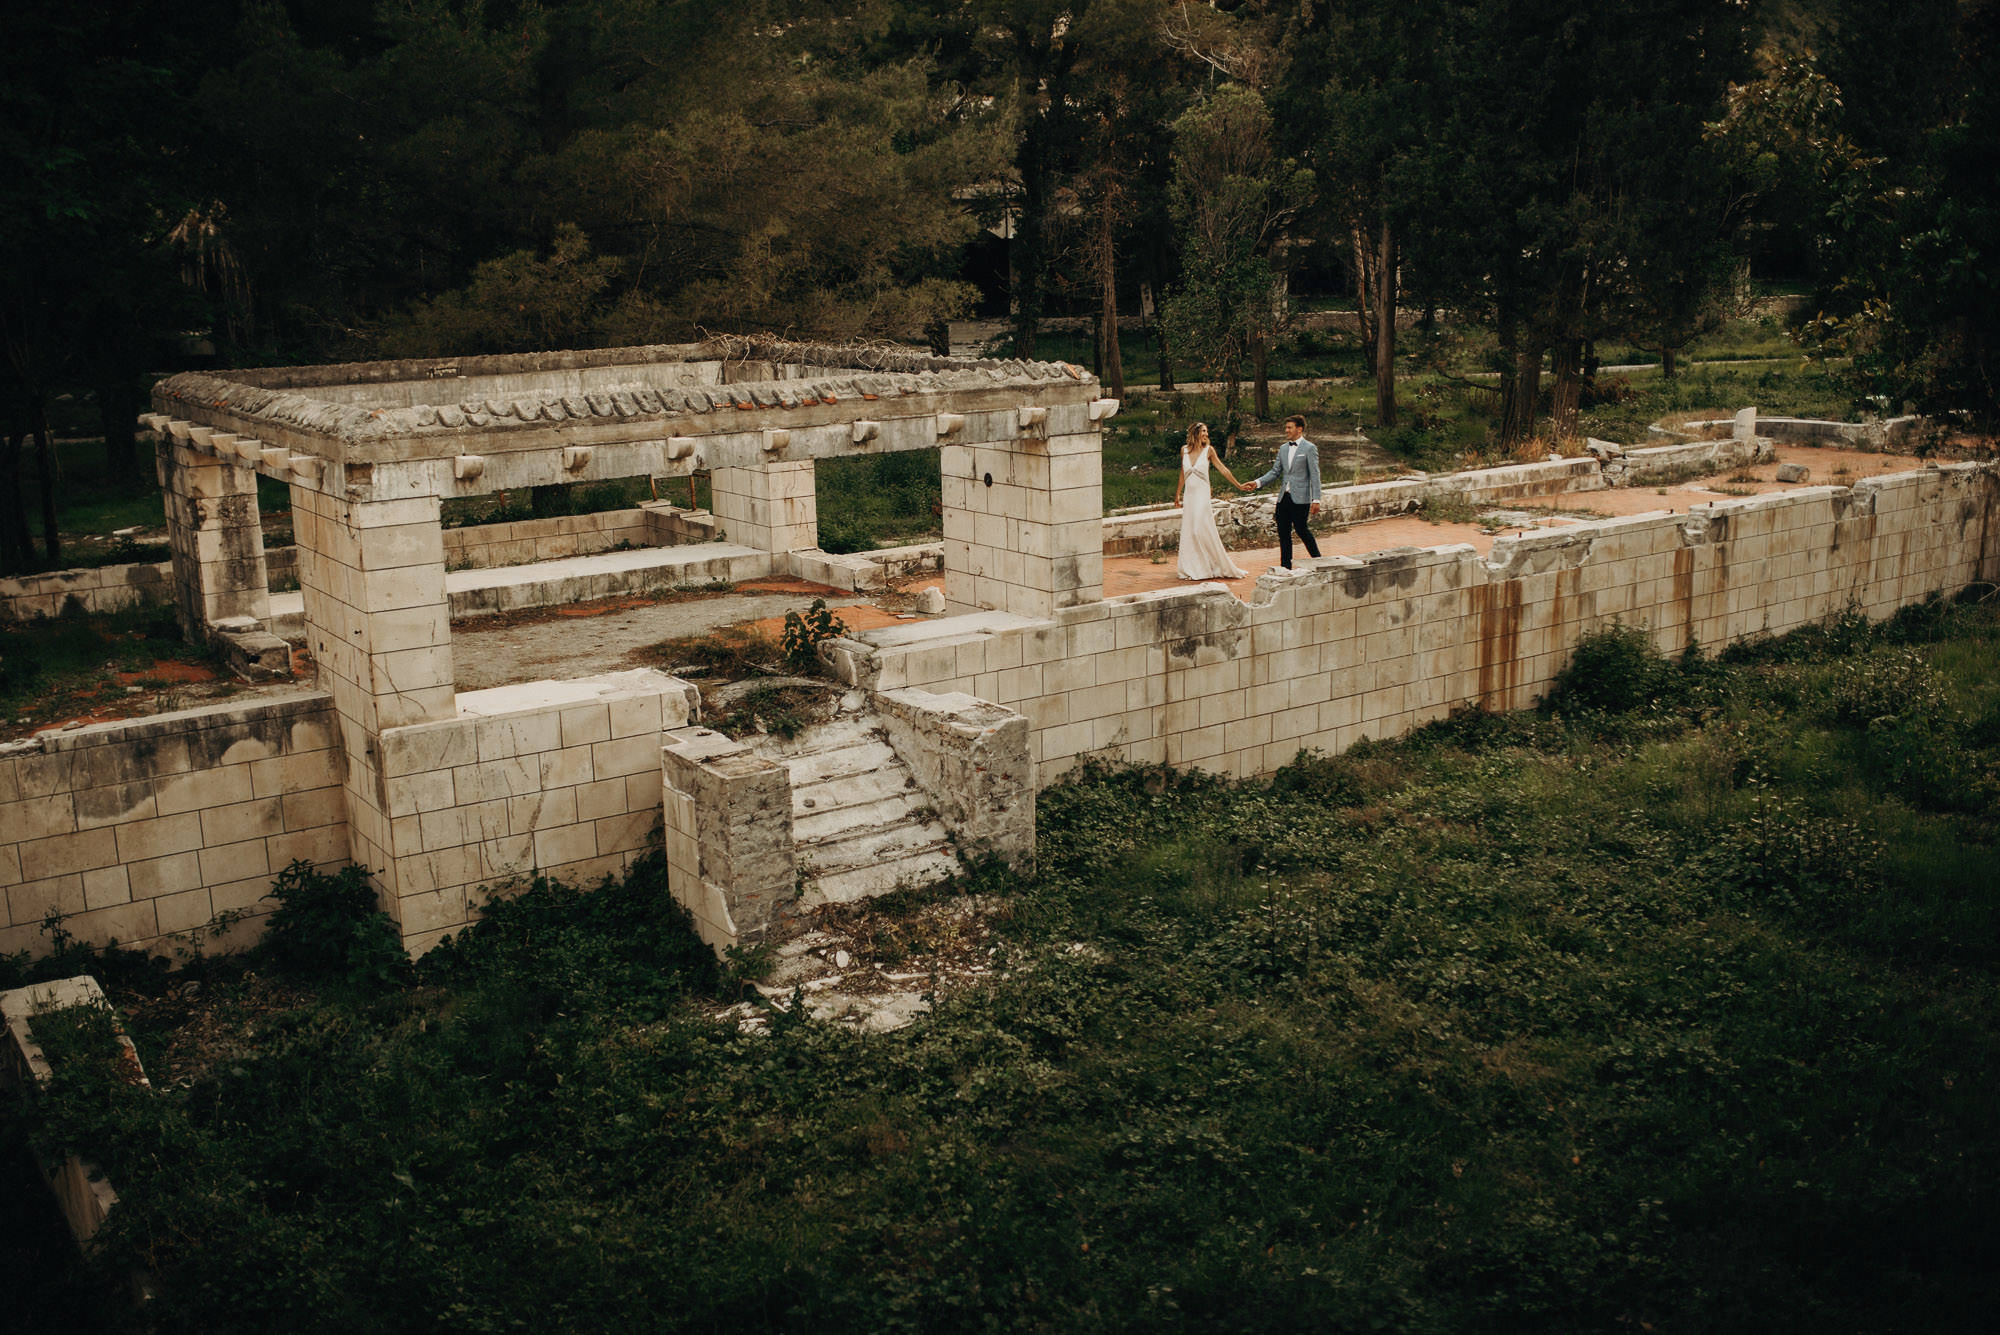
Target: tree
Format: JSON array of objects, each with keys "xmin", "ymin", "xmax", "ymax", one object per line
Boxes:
[
  {"xmin": 1839, "ymin": 1, "xmax": 2000, "ymax": 426},
  {"xmin": 1415, "ymin": 0, "xmax": 1759, "ymax": 445},
  {"xmin": 0, "ymin": 0, "xmax": 217, "ymax": 569},
  {"xmin": 1160, "ymin": 85, "xmax": 1311, "ymax": 439},
  {"xmin": 1277, "ymin": 0, "xmax": 1452, "ymax": 428}
]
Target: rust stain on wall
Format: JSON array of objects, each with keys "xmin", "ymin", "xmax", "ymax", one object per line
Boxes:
[
  {"xmin": 1551, "ymin": 566, "xmax": 1577, "ymax": 637},
  {"xmin": 1672, "ymin": 547, "xmax": 1694, "ymax": 638},
  {"xmin": 1475, "ymin": 580, "xmax": 1523, "ymax": 708}
]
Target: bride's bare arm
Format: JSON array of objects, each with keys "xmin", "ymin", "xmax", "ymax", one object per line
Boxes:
[{"xmin": 1209, "ymin": 447, "xmax": 1247, "ymax": 491}]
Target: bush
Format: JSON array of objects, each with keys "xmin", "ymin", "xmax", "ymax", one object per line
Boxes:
[
  {"xmin": 258, "ymin": 861, "xmax": 409, "ymax": 990},
  {"xmin": 817, "ymin": 513, "xmax": 873, "ymax": 555},
  {"xmin": 781, "ymin": 598, "xmax": 846, "ymax": 672},
  {"xmin": 1543, "ymin": 623, "xmax": 1717, "ymax": 721}
]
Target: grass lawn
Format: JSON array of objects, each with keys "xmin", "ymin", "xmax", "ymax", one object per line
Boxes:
[{"xmin": 7, "ymin": 595, "xmax": 1997, "ymax": 1332}]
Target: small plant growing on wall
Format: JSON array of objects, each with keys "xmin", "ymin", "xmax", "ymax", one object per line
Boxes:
[{"xmin": 781, "ymin": 598, "xmax": 847, "ymax": 672}]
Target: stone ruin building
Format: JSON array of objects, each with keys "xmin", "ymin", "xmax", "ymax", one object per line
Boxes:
[{"xmin": 1, "ymin": 337, "xmax": 1993, "ymax": 963}]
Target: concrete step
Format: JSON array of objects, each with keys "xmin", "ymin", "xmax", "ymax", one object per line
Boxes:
[
  {"xmin": 783, "ymin": 737, "xmax": 899, "ymax": 788},
  {"xmin": 792, "ymin": 765, "xmax": 918, "ymax": 817},
  {"xmin": 808, "ymin": 847, "xmax": 962, "ymax": 905},
  {"xmin": 793, "ymin": 790, "xmax": 931, "ymax": 843},
  {"xmin": 798, "ymin": 811, "xmax": 953, "ymax": 868}
]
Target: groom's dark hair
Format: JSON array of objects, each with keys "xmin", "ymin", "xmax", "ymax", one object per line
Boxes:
[{"xmin": 1284, "ymin": 414, "xmax": 1306, "ymax": 430}]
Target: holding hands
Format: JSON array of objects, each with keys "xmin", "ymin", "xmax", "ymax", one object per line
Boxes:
[{"xmin": 1237, "ymin": 480, "xmax": 1257, "ymax": 492}]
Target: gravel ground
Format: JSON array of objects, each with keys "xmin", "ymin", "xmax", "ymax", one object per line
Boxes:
[{"xmin": 449, "ymin": 587, "xmax": 876, "ymax": 692}]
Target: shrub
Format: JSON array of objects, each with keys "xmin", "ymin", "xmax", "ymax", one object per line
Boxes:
[
  {"xmin": 781, "ymin": 598, "xmax": 847, "ymax": 672},
  {"xmin": 1543, "ymin": 623, "xmax": 1682, "ymax": 716},
  {"xmin": 817, "ymin": 513, "xmax": 873, "ymax": 555},
  {"xmin": 258, "ymin": 861, "xmax": 409, "ymax": 990}
]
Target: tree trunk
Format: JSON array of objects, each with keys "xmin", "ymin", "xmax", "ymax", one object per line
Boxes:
[
  {"xmin": 1157, "ymin": 321, "xmax": 1174, "ymax": 392},
  {"xmin": 1098, "ymin": 204, "xmax": 1124, "ymax": 400},
  {"xmin": 1497, "ymin": 313, "xmax": 1541, "ymax": 447},
  {"xmin": 33, "ymin": 408, "xmax": 60, "ymax": 565},
  {"xmin": 1549, "ymin": 336, "xmax": 1584, "ymax": 444},
  {"xmin": 1374, "ymin": 216, "xmax": 1397, "ymax": 428},
  {"xmin": 1010, "ymin": 126, "xmax": 1050, "ymax": 361},
  {"xmin": 97, "ymin": 367, "xmax": 141, "ymax": 482},
  {"xmin": 1352, "ymin": 222, "xmax": 1378, "ymax": 376},
  {"xmin": 0, "ymin": 430, "xmax": 29, "ymax": 574},
  {"xmin": 1661, "ymin": 345, "xmax": 1678, "ymax": 378},
  {"xmin": 1251, "ymin": 334, "xmax": 1269, "ymax": 419}
]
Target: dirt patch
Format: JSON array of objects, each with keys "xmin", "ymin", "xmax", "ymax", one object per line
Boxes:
[
  {"xmin": 717, "ymin": 890, "xmax": 1005, "ymax": 1034},
  {"xmin": 114, "ymin": 970, "xmax": 317, "ymax": 1089}
]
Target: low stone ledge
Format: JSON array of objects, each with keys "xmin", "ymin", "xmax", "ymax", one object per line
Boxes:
[
  {"xmin": 874, "ymin": 688, "xmax": 1034, "ymax": 874},
  {"xmin": 1658, "ymin": 414, "xmax": 1932, "ymax": 452},
  {"xmin": 785, "ymin": 542, "xmax": 944, "ymax": 592},
  {"xmin": 1608, "ymin": 437, "xmax": 1773, "ymax": 486},
  {"xmin": 211, "ymin": 619, "xmax": 293, "ymax": 680},
  {"xmin": 1, "ymin": 976, "xmax": 149, "ymax": 1247}
]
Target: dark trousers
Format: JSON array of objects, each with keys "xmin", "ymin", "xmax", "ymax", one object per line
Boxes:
[{"xmin": 1275, "ymin": 493, "xmax": 1321, "ymax": 568}]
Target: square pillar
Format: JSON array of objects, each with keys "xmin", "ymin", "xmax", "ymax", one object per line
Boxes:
[
  {"xmin": 292, "ymin": 487, "xmax": 456, "ymax": 910},
  {"xmin": 710, "ymin": 461, "xmax": 817, "ymax": 553},
  {"xmin": 157, "ymin": 437, "xmax": 272, "ymax": 640},
  {"xmin": 661, "ymin": 727, "xmax": 795, "ymax": 955},
  {"xmin": 942, "ymin": 425, "xmax": 1103, "ymax": 618}
]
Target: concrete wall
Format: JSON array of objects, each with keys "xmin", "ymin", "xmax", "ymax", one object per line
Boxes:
[
  {"xmin": 442, "ymin": 508, "xmax": 656, "ymax": 569},
  {"xmin": 0, "ymin": 559, "xmax": 174, "ymax": 622},
  {"xmin": 835, "ymin": 463, "xmax": 2000, "ymax": 784},
  {"xmin": 372, "ymin": 672, "xmax": 697, "ymax": 955},
  {"xmin": 0, "ymin": 694, "xmax": 349, "ymax": 957}
]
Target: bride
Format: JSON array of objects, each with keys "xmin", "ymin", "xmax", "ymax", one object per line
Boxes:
[{"xmin": 1174, "ymin": 422, "xmax": 1253, "ymax": 581}]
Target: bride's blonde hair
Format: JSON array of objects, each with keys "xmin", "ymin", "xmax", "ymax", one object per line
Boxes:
[{"xmin": 1184, "ymin": 423, "xmax": 1207, "ymax": 449}]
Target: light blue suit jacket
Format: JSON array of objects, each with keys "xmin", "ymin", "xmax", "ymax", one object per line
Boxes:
[{"xmin": 1255, "ymin": 439, "xmax": 1321, "ymax": 504}]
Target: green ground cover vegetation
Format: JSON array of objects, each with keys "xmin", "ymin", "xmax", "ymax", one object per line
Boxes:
[{"xmin": 5, "ymin": 594, "xmax": 1996, "ymax": 1331}]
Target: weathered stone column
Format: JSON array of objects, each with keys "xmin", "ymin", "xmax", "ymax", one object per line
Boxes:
[
  {"xmin": 661, "ymin": 727, "xmax": 795, "ymax": 955},
  {"xmin": 291, "ymin": 486, "xmax": 456, "ymax": 906},
  {"xmin": 941, "ymin": 406, "xmax": 1104, "ymax": 618},
  {"xmin": 874, "ymin": 688, "xmax": 1034, "ymax": 873},
  {"xmin": 157, "ymin": 432, "xmax": 272, "ymax": 640},
  {"xmin": 709, "ymin": 462, "xmax": 817, "ymax": 553}
]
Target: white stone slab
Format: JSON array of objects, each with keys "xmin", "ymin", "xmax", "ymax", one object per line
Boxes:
[
  {"xmin": 857, "ymin": 610, "xmax": 1039, "ymax": 648},
  {"xmin": 454, "ymin": 668, "xmax": 688, "ymax": 719},
  {"xmin": 444, "ymin": 541, "xmax": 766, "ymax": 593}
]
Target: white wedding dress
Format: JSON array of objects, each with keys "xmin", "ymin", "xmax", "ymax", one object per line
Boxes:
[{"xmin": 1178, "ymin": 446, "xmax": 1247, "ymax": 581}]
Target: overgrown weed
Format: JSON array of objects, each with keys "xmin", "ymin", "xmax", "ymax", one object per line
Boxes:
[{"xmin": 11, "ymin": 598, "xmax": 2000, "ymax": 1331}]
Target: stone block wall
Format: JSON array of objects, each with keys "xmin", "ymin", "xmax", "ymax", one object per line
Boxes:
[
  {"xmin": 0, "ymin": 559, "xmax": 174, "ymax": 622},
  {"xmin": 156, "ymin": 435, "xmax": 273, "ymax": 640},
  {"xmin": 0, "ymin": 694, "xmax": 350, "ymax": 957},
  {"xmin": 371, "ymin": 672, "xmax": 696, "ymax": 955},
  {"xmin": 442, "ymin": 508, "xmax": 656, "ymax": 570},
  {"xmin": 848, "ymin": 463, "xmax": 1999, "ymax": 784},
  {"xmin": 710, "ymin": 461, "xmax": 817, "ymax": 553},
  {"xmin": 942, "ymin": 413, "xmax": 1104, "ymax": 618}
]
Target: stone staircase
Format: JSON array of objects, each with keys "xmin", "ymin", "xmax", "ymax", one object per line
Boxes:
[{"xmin": 752, "ymin": 712, "xmax": 962, "ymax": 906}]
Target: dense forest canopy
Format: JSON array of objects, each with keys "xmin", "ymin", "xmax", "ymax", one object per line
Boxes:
[{"xmin": 0, "ymin": 0, "xmax": 1993, "ymax": 550}]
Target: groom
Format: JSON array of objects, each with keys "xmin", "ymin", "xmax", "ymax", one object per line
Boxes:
[{"xmin": 1247, "ymin": 414, "xmax": 1322, "ymax": 568}]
